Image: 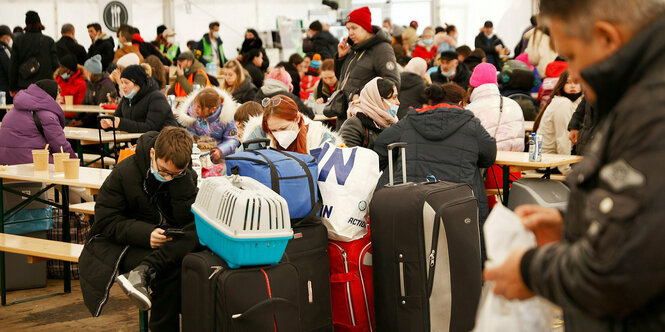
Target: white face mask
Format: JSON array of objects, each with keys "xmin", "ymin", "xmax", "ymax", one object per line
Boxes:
[
  {"xmin": 7, "ymin": 38, "xmax": 12, "ymax": 49},
  {"xmin": 272, "ymin": 123, "xmax": 299, "ymax": 148},
  {"xmin": 212, "ymin": 31, "xmax": 220, "ymax": 39}
]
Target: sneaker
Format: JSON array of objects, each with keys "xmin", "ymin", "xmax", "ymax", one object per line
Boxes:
[{"xmin": 116, "ymin": 264, "xmax": 154, "ymax": 310}]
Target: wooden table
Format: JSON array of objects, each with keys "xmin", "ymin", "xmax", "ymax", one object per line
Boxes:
[
  {"xmin": 0, "ymin": 104, "xmax": 114, "ymax": 114},
  {"xmin": 0, "ymin": 164, "xmax": 110, "ymax": 305},
  {"xmin": 64, "ymin": 127, "xmax": 142, "ymax": 146},
  {"xmin": 493, "ymin": 151, "xmax": 583, "ymax": 205}
]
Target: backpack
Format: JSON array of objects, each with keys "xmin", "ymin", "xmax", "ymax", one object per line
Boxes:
[{"xmin": 508, "ymin": 93, "xmax": 538, "ymax": 121}]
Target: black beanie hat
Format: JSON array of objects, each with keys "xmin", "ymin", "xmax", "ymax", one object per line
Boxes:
[
  {"xmin": 309, "ymin": 21, "xmax": 323, "ymax": 32},
  {"xmin": 35, "ymin": 79, "xmax": 59, "ymax": 100},
  {"xmin": 60, "ymin": 54, "xmax": 78, "ymax": 72},
  {"xmin": 25, "ymin": 11, "xmax": 41, "ymax": 25},
  {"xmin": 121, "ymin": 65, "xmax": 148, "ymax": 87},
  {"xmin": 156, "ymin": 25, "xmax": 167, "ymax": 36}
]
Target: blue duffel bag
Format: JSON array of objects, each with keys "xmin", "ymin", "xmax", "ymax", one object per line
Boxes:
[{"xmin": 225, "ymin": 138, "xmax": 318, "ymax": 219}]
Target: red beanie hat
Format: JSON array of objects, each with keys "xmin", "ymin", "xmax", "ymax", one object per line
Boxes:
[{"xmin": 345, "ymin": 7, "xmax": 373, "ymax": 33}]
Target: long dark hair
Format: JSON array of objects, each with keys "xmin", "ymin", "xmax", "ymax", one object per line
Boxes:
[{"xmin": 533, "ymin": 70, "xmax": 569, "ymax": 132}]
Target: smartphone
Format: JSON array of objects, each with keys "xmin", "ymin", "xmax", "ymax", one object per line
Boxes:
[{"xmin": 163, "ymin": 228, "xmax": 185, "ymax": 238}]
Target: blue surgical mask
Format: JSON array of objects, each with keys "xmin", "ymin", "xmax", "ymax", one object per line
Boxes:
[
  {"xmin": 151, "ymin": 160, "xmax": 171, "ymax": 183},
  {"xmin": 386, "ymin": 101, "xmax": 399, "ymax": 117},
  {"xmin": 61, "ymin": 73, "xmax": 70, "ymax": 80},
  {"xmin": 442, "ymin": 68, "xmax": 456, "ymax": 78},
  {"xmin": 124, "ymin": 88, "xmax": 137, "ymax": 99},
  {"xmin": 423, "ymin": 39, "xmax": 434, "ymax": 46}
]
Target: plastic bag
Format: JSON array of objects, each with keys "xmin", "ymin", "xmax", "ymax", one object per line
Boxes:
[{"xmin": 473, "ymin": 204, "xmax": 557, "ymax": 332}]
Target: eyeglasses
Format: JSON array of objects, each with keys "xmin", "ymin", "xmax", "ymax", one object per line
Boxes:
[
  {"xmin": 152, "ymin": 156, "xmax": 187, "ymax": 179},
  {"xmin": 262, "ymin": 96, "xmax": 284, "ymax": 108}
]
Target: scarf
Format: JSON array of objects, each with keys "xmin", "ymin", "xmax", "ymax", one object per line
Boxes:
[{"xmin": 347, "ymin": 77, "xmax": 397, "ymax": 129}]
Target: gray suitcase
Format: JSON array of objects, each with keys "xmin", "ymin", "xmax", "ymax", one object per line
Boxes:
[{"xmin": 507, "ymin": 179, "xmax": 570, "ymax": 211}]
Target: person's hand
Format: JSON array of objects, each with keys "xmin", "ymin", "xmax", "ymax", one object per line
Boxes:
[
  {"xmin": 100, "ymin": 117, "xmax": 120, "ymax": 129},
  {"xmin": 67, "ymin": 119, "xmax": 83, "ymax": 127},
  {"xmin": 316, "ymin": 97, "xmax": 324, "ymax": 104},
  {"xmin": 338, "ymin": 38, "xmax": 351, "ymax": 58},
  {"xmin": 10, "ymin": 91, "xmax": 17, "ymax": 97},
  {"xmin": 515, "ymin": 205, "xmax": 564, "ymax": 247},
  {"xmin": 569, "ymin": 129, "xmax": 579, "ymax": 144},
  {"xmin": 210, "ymin": 148, "xmax": 221, "ymax": 162},
  {"xmin": 483, "ymin": 248, "xmax": 535, "ymax": 300},
  {"xmin": 110, "ymin": 69, "xmax": 121, "ymax": 83},
  {"xmin": 423, "ymin": 74, "xmax": 432, "ymax": 85},
  {"xmin": 352, "ymin": 94, "xmax": 359, "ymax": 101},
  {"xmin": 150, "ymin": 228, "xmax": 171, "ymax": 248},
  {"xmin": 176, "ymin": 63, "xmax": 185, "ymax": 76}
]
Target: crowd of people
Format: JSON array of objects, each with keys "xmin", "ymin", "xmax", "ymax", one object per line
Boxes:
[{"xmin": 2, "ymin": 0, "xmax": 664, "ymax": 330}]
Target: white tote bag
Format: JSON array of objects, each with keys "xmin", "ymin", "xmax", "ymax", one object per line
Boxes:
[{"xmin": 314, "ymin": 142, "xmax": 381, "ymax": 241}]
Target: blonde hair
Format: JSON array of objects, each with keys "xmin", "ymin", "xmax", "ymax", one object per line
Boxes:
[{"xmin": 222, "ymin": 59, "xmax": 246, "ymax": 93}]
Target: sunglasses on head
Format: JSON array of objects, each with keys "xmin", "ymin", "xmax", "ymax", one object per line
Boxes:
[{"xmin": 262, "ymin": 96, "xmax": 285, "ymax": 108}]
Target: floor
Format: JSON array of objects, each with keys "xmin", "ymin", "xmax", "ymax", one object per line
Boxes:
[{"xmin": 0, "ymin": 279, "xmax": 140, "ymax": 331}]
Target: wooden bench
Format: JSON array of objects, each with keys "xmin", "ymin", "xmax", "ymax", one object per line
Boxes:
[
  {"xmin": 0, "ymin": 233, "xmax": 82, "ymax": 264},
  {"xmin": 82, "ymin": 154, "xmax": 116, "ymax": 168},
  {"xmin": 69, "ymin": 202, "xmax": 96, "ymax": 215},
  {"xmin": 486, "ymin": 188, "xmax": 504, "ymax": 196}
]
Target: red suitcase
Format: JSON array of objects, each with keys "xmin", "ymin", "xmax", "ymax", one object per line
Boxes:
[{"xmin": 328, "ymin": 233, "xmax": 375, "ymax": 332}]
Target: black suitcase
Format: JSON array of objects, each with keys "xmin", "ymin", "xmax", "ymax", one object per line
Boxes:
[
  {"xmin": 369, "ymin": 143, "xmax": 482, "ymax": 332},
  {"xmin": 181, "ymin": 251, "xmax": 302, "ymax": 332},
  {"xmin": 281, "ymin": 219, "xmax": 334, "ymax": 332}
]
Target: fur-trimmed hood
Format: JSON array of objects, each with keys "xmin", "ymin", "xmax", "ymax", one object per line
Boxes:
[
  {"xmin": 175, "ymin": 87, "xmax": 238, "ymax": 127},
  {"xmin": 241, "ymin": 115, "xmax": 343, "ymax": 152}
]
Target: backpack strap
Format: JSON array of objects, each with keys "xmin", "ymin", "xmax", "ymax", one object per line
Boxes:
[{"xmin": 32, "ymin": 111, "xmax": 45, "ymax": 138}]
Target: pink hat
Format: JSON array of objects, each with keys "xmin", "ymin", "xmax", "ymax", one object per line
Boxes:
[
  {"xmin": 515, "ymin": 53, "xmax": 535, "ymax": 71},
  {"xmin": 267, "ymin": 67, "xmax": 294, "ymax": 92},
  {"xmin": 469, "ymin": 63, "xmax": 498, "ymax": 88}
]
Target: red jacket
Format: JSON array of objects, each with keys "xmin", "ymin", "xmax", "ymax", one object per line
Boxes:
[
  {"xmin": 412, "ymin": 44, "xmax": 438, "ymax": 65},
  {"xmin": 55, "ymin": 69, "xmax": 87, "ymax": 118}
]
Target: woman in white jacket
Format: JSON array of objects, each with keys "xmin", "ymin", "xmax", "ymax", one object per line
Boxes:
[
  {"xmin": 524, "ymin": 26, "xmax": 558, "ymax": 77},
  {"xmin": 533, "ymin": 70, "xmax": 582, "ymax": 174},
  {"xmin": 466, "ymin": 62, "xmax": 525, "ymax": 209}
]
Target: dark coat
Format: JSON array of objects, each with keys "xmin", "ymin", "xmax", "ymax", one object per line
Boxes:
[
  {"xmin": 240, "ymin": 38, "xmax": 263, "ymax": 56},
  {"xmin": 278, "ymin": 61, "xmax": 300, "ymax": 97},
  {"xmin": 87, "ymin": 34, "xmax": 115, "ymax": 71},
  {"xmin": 77, "ymin": 73, "xmax": 117, "ymax": 128},
  {"xmin": 430, "ymin": 61, "xmax": 472, "ymax": 90},
  {"xmin": 374, "ymin": 104, "xmax": 496, "ymax": 222},
  {"xmin": 311, "ymin": 30, "xmax": 338, "ymax": 59},
  {"xmin": 0, "ymin": 40, "xmax": 10, "ymax": 102},
  {"xmin": 474, "ymin": 32, "xmax": 505, "ymax": 70},
  {"xmin": 80, "ymin": 131, "xmax": 198, "ymax": 316},
  {"xmin": 334, "ymin": 26, "xmax": 400, "ymax": 127},
  {"xmin": 520, "ymin": 13, "xmax": 665, "ymax": 332},
  {"xmin": 339, "ymin": 114, "xmax": 381, "ymax": 149},
  {"xmin": 9, "ymin": 29, "xmax": 59, "ymax": 91},
  {"xmin": 136, "ymin": 41, "xmax": 171, "ymax": 66},
  {"xmin": 244, "ymin": 62, "xmax": 264, "ymax": 89},
  {"xmin": 56, "ymin": 36, "xmax": 87, "ymax": 65},
  {"xmin": 397, "ymin": 72, "xmax": 426, "ymax": 119},
  {"xmin": 231, "ymin": 77, "xmax": 258, "ymax": 103},
  {"xmin": 567, "ymin": 97, "xmax": 598, "ymax": 155},
  {"xmin": 114, "ymin": 79, "xmax": 178, "ymax": 133}
]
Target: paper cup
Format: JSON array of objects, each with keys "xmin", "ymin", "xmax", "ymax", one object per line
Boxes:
[
  {"xmin": 63, "ymin": 159, "xmax": 80, "ymax": 179},
  {"xmin": 32, "ymin": 150, "xmax": 50, "ymax": 171},
  {"xmin": 53, "ymin": 152, "xmax": 70, "ymax": 172},
  {"xmin": 64, "ymin": 95, "xmax": 74, "ymax": 106}
]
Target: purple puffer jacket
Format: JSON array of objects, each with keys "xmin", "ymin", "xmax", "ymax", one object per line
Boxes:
[{"xmin": 0, "ymin": 84, "xmax": 76, "ymax": 165}]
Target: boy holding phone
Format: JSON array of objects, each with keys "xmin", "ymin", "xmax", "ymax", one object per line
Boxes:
[{"xmin": 80, "ymin": 127, "xmax": 199, "ymax": 332}]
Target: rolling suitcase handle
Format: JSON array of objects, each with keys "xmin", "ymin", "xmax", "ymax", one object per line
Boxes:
[
  {"xmin": 387, "ymin": 142, "xmax": 407, "ymax": 186},
  {"xmin": 242, "ymin": 138, "xmax": 272, "ymax": 151}
]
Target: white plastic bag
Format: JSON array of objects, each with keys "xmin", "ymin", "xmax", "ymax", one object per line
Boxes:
[
  {"xmin": 314, "ymin": 142, "xmax": 380, "ymax": 241},
  {"xmin": 473, "ymin": 204, "xmax": 557, "ymax": 332}
]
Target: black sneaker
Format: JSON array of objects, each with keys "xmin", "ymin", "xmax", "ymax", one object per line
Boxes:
[{"xmin": 116, "ymin": 264, "xmax": 154, "ymax": 310}]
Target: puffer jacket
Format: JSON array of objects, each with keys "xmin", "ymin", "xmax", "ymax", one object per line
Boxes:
[
  {"xmin": 176, "ymin": 87, "xmax": 240, "ymax": 158},
  {"xmin": 80, "ymin": 131, "xmax": 198, "ymax": 317},
  {"xmin": 0, "ymin": 84, "xmax": 76, "ymax": 164},
  {"xmin": 520, "ymin": 12, "xmax": 665, "ymax": 332},
  {"xmin": 374, "ymin": 104, "xmax": 496, "ymax": 222},
  {"xmin": 466, "ymin": 84, "xmax": 525, "ymax": 151},
  {"xmin": 339, "ymin": 114, "xmax": 381, "ymax": 149},
  {"xmin": 333, "ymin": 26, "xmax": 400, "ymax": 127},
  {"xmin": 230, "ymin": 77, "xmax": 258, "ymax": 104},
  {"xmin": 241, "ymin": 115, "xmax": 342, "ymax": 153},
  {"xmin": 114, "ymin": 79, "xmax": 178, "ymax": 133}
]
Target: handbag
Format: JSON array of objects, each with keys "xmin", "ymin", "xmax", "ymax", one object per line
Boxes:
[
  {"xmin": 19, "ymin": 57, "xmax": 41, "ymax": 80},
  {"xmin": 322, "ymin": 50, "xmax": 366, "ymax": 118}
]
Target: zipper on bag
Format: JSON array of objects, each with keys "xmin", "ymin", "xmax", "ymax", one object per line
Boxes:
[{"xmin": 330, "ymin": 242, "xmax": 356, "ymax": 326}]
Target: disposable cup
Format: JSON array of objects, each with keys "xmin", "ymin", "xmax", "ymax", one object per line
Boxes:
[
  {"xmin": 32, "ymin": 150, "xmax": 49, "ymax": 171},
  {"xmin": 63, "ymin": 159, "xmax": 80, "ymax": 179},
  {"xmin": 53, "ymin": 153, "xmax": 70, "ymax": 172},
  {"xmin": 64, "ymin": 95, "xmax": 74, "ymax": 106}
]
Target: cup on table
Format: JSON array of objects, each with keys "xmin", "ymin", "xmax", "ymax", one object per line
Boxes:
[
  {"xmin": 53, "ymin": 152, "xmax": 70, "ymax": 172},
  {"xmin": 32, "ymin": 150, "xmax": 50, "ymax": 171},
  {"xmin": 64, "ymin": 95, "xmax": 74, "ymax": 106},
  {"xmin": 63, "ymin": 159, "xmax": 80, "ymax": 179}
]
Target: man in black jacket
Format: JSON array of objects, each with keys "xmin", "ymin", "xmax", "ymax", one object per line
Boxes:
[
  {"xmin": 86, "ymin": 23, "xmax": 115, "ymax": 71},
  {"xmin": 474, "ymin": 21, "xmax": 507, "ymax": 70},
  {"xmin": 485, "ymin": 1, "xmax": 665, "ymax": 331},
  {"xmin": 308, "ymin": 21, "xmax": 338, "ymax": 59},
  {"xmin": 430, "ymin": 51, "xmax": 472, "ymax": 90},
  {"xmin": 9, "ymin": 11, "xmax": 59, "ymax": 96},
  {"xmin": 80, "ymin": 128, "xmax": 199, "ymax": 332},
  {"xmin": 0, "ymin": 25, "xmax": 12, "ymax": 109},
  {"xmin": 56, "ymin": 23, "xmax": 87, "ymax": 65}
]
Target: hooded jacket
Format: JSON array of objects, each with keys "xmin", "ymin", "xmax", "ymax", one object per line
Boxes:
[
  {"xmin": 242, "ymin": 115, "xmax": 342, "ymax": 153},
  {"xmin": 397, "ymin": 71, "xmax": 426, "ymax": 119},
  {"xmin": 311, "ymin": 30, "xmax": 338, "ymax": 60},
  {"xmin": 82, "ymin": 72, "xmax": 116, "ymax": 106},
  {"xmin": 0, "ymin": 84, "xmax": 76, "ymax": 164},
  {"xmin": 9, "ymin": 29, "xmax": 59, "ymax": 91},
  {"xmin": 166, "ymin": 59, "xmax": 209, "ymax": 96},
  {"xmin": 334, "ymin": 26, "xmax": 400, "ymax": 127},
  {"xmin": 466, "ymin": 84, "xmax": 525, "ymax": 152},
  {"xmin": 87, "ymin": 33, "xmax": 115, "ymax": 71},
  {"xmin": 254, "ymin": 79, "xmax": 314, "ymax": 119},
  {"xmin": 176, "ymin": 87, "xmax": 240, "ymax": 158},
  {"xmin": 230, "ymin": 76, "xmax": 258, "ymax": 104},
  {"xmin": 374, "ymin": 105, "xmax": 496, "ymax": 221},
  {"xmin": 114, "ymin": 79, "xmax": 178, "ymax": 133},
  {"xmin": 55, "ymin": 66, "xmax": 87, "ymax": 105},
  {"xmin": 520, "ymin": 13, "xmax": 665, "ymax": 332},
  {"xmin": 80, "ymin": 131, "xmax": 198, "ymax": 317}
]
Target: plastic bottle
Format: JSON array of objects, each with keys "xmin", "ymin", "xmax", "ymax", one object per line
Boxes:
[
  {"xmin": 191, "ymin": 143, "xmax": 202, "ymax": 183},
  {"xmin": 307, "ymin": 92, "xmax": 315, "ymax": 106}
]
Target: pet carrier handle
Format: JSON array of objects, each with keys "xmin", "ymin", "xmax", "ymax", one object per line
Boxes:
[
  {"xmin": 242, "ymin": 138, "xmax": 271, "ymax": 151},
  {"xmin": 387, "ymin": 142, "xmax": 407, "ymax": 186},
  {"xmin": 97, "ymin": 115, "xmax": 118, "ymax": 169}
]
